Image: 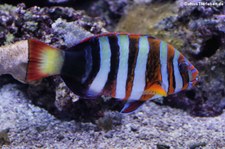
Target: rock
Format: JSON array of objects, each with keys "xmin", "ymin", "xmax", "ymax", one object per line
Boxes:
[
  {"xmin": 156, "ymin": 144, "xmax": 170, "ymax": 149},
  {"xmin": 0, "ymin": 3, "xmax": 107, "ymax": 121},
  {"xmin": 115, "ymin": 2, "xmax": 183, "ymax": 49},
  {"xmin": 95, "ymin": 111, "xmax": 122, "ymax": 131},
  {"xmin": 0, "ymin": 40, "xmax": 28, "ymax": 83},
  {"xmin": 104, "ymin": 131, "xmax": 113, "ymax": 138},
  {"xmin": 163, "ymin": 0, "xmax": 225, "ymax": 117},
  {"xmin": 0, "ymin": 129, "xmax": 10, "ymax": 146},
  {"xmin": 130, "ymin": 124, "xmax": 138, "ymax": 132},
  {"xmin": 51, "ymin": 18, "xmax": 93, "ymax": 48},
  {"xmin": 105, "ymin": 0, "xmax": 132, "ymax": 15},
  {"xmin": 1, "ymin": 83, "xmax": 225, "ymax": 149},
  {"xmin": 48, "ymin": 0, "xmax": 71, "ymax": 4},
  {"xmin": 189, "ymin": 142, "xmax": 207, "ymax": 149}
]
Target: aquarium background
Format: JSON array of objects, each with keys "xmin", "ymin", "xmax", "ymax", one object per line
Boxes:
[{"xmin": 0, "ymin": 0, "xmax": 224, "ymax": 148}]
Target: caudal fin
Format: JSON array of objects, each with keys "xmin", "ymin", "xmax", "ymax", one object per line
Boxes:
[{"xmin": 26, "ymin": 39, "xmax": 64, "ymax": 82}]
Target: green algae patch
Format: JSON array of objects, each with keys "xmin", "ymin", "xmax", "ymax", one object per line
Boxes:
[
  {"xmin": 115, "ymin": 2, "xmax": 184, "ymax": 49},
  {"xmin": 0, "ymin": 4, "xmax": 16, "ymax": 12},
  {"xmin": 4, "ymin": 33, "xmax": 14, "ymax": 45}
]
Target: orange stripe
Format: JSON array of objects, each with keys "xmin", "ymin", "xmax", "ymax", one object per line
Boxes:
[
  {"xmin": 102, "ymin": 80, "xmax": 117, "ymax": 97},
  {"xmin": 178, "ymin": 54, "xmax": 189, "ymax": 90},
  {"xmin": 148, "ymin": 38, "xmax": 162, "ymax": 84},
  {"xmin": 140, "ymin": 81, "xmax": 155, "ymax": 101},
  {"xmin": 139, "ymin": 38, "xmax": 161, "ymax": 101},
  {"xmin": 111, "ymin": 80, "xmax": 117, "ymax": 97},
  {"xmin": 167, "ymin": 44, "xmax": 175, "ymax": 94},
  {"xmin": 124, "ymin": 82, "xmax": 134, "ymax": 100},
  {"xmin": 124, "ymin": 35, "xmax": 140, "ymax": 100},
  {"xmin": 128, "ymin": 34, "xmax": 141, "ymax": 40}
]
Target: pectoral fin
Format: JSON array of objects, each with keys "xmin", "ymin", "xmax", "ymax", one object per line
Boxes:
[
  {"xmin": 143, "ymin": 84, "xmax": 167, "ymax": 97},
  {"xmin": 120, "ymin": 101, "xmax": 145, "ymax": 114}
]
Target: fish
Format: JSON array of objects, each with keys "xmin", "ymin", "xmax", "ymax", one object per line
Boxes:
[{"xmin": 26, "ymin": 32, "xmax": 199, "ymax": 113}]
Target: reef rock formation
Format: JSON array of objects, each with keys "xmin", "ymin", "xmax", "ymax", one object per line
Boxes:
[
  {"xmin": 0, "ymin": 40, "xmax": 28, "ymax": 83},
  {"xmin": 0, "ymin": 3, "xmax": 106, "ymax": 120}
]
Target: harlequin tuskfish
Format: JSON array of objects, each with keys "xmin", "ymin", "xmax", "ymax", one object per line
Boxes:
[{"xmin": 26, "ymin": 33, "xmax": 199, "ymax": 113}]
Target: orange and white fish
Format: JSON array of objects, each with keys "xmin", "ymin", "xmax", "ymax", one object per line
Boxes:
[{"xmin": 26, "ymin": 33, "xmax": 199, "ymax": 113}]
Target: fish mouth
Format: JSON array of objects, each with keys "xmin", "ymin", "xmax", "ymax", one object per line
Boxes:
[
  {"xmin": 188, "ymin": 79, "xmax": 198, "ymax": 89},
  {"xmin": 186, "ymin": 60, "xmax": 199, "ymax": 89},
  {"xmin": 188, "ymin": 69, "xmax": 199, "ymax": 89},
  {"xmin": 191, "ymin": 77, "xmax": 198, "ymax": 85}
]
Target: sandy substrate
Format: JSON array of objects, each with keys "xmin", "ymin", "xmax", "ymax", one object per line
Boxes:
[{"xmin": 0, "ymin": 84, "xmax": 225, "ymax": 148}]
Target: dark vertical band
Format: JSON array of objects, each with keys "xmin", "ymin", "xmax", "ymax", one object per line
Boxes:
[
  {"xmin": 125, "ymin": 35, "xmax": 140, "ymax": 99},
  {"xmin": 167, "ymin": 45, "xmax": 175, "ymax": 94},
  {"xmin": 145, "ymin": 38, "xmax": 161, "ymax": 86},
  {"xmin": 83, "ymin": 38, "xmax": 101, "ymax": 89},
  {"xmin": 102, "ymin": 35, "xmax": 120, "ymax": 96}
]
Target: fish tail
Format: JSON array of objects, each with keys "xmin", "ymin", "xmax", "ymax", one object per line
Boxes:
[{"xmin": 26, "ymin": 39, "xmax": 64, "ymax": 82}]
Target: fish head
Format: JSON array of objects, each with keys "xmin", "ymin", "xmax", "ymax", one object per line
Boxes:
[{"xmin": 178, "ymin": 56, "xmax": 199, "ymax": 90}]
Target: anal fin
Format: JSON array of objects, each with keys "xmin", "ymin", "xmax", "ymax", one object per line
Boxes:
[{"xmin": 120, "ymin": 101, "xmax": 145, "ymax": 114}]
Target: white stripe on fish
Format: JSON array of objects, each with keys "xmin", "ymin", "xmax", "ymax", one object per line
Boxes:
[{"xmin": 87, "ymin": 37, "xmax": 111, "ymax": 96}]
